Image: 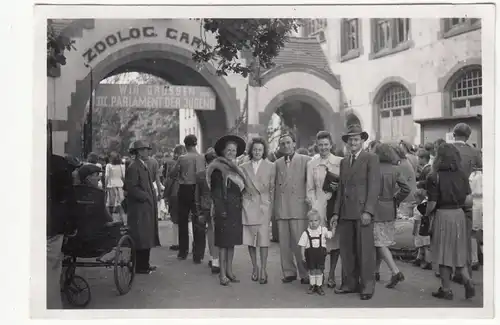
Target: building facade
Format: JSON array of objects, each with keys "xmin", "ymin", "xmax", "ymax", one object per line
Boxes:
[
  {"xmin": 179, "ymin": 108, "xmax": 203, "ymax": 152},
  {"xmin": 301, "ymin": 18, "xmax": 482, "ymax": 146}
]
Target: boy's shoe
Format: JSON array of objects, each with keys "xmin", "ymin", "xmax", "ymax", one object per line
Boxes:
[
  {"xmin": 307, "ymin": 285, "xmax": 316, "ymax": 294},
  {"xmin": 316, "ymin": 286, "xmax": 326, "ymax": 296}
]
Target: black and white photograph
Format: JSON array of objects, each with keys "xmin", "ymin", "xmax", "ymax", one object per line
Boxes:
[{"xmin": 24, "ymin": 0, "xmax": 496, "ymax": 320}]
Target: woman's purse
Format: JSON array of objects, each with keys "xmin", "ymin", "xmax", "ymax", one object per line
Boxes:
[{"xmin": 417, "ymin": 201, "xmax": 432, "ymax": 236}]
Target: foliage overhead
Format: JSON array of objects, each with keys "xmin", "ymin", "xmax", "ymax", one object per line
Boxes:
[
  {"xmin": 47, "ymin": 21, "xmax": 76, "ymax": 70},
  {"xmin": 192, "ymin": 19, "xmax": 300, "ymax": 78}
]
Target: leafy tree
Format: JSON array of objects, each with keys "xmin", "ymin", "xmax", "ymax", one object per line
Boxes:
[
  {"xmin": 47, "ymin": 20, "xmax": 76, "ymax": 72},
  {"xmin": 192, "ymin": 19, "xmax": 300, "ymax": 80},
  {"xmin": 91, "ymin": 72, "xmax": 180, "ymax": 157}
]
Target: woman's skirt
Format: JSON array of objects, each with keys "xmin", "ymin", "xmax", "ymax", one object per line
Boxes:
[
  {"xmin": 374, "ymin": 221, "xmax": 396, "ymax": 247},
  {"xmin": 106, "ymin": 187, "xmax": 124, "ymax": 207},
  {"xmin": 243, "ymin": 223, "xmax": 270, "ymax": 247},
  {"xmin": 431, "ymin": 208, "xmax": 468, "ymax": 267}
]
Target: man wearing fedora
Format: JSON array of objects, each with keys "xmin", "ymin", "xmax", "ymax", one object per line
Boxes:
[
  {"xmin": 125, "ymin": 140, "xmax": 160, "ymax": 274},
  {"xmin": 332, "ymin": 124, "xmax": 380, "ymax": 300},
  {"xmin": 274, "ymin": 133, "xmax": 312, "ymax": 284}
]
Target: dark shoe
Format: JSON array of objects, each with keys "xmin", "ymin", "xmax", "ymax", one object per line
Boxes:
[
  {"xmin": 386, "ymin": 272, "xmax": 405, "ymax": 289},
  {"xmin": 334, "ymin": 287, "xmax": 355, "ymax": 294},
  {"xmin": 300, "ymin": 278, "xmax": 310, "ymax": 285},
  {"xmin": 259, "ymin": 270, "xmax": 268, "ymax": 284},
  {"xmin": 327, "ymin": 278, "xmax": 336, "ymax": 288},
  {"xmin": 432, "ymin": 287, "xmax": 454, "ymax": 300},
  {"xmin": 375, "ymin": 272, "xmax": 380, "ymax": 282},
  {"xmin": 452, "ymin": 274, "xmax": 464, "ymax": 284},
  {"xmin": 307, "ymin": 285, "xmax": 316, "ymax": 294},
  {"xmin": 464, "ymin": 280, "xmax": 476, "ymax": 299},
  {"xmin": 208, "ymin": 260, "xmax": 212, "ymax": 268},
  {"xmin": 251, "ymin": 269, "xmax": 259, "ymax": 282},
  {"xmin": 136, "ymin": 268, "xmax": 152, "ymax": 275},
  {"xmin": 193, "ymin": 258, "xmax": 202, "ymax": 264},
  {"xmin": 281, "ymin": 276, "xmax": 297, "ymax": 283},
  {"xmin": 471, "ymin": 263, "xmax": 480, "ymax": 271},
  {"xmin": 421, "ymin": 262, "xmax": 433, "ymax": 270},
  {"xmin": 317, "ymin": 285, "xmax": 326, "ymax": 296},
  {"xmin": 227, "ymin": 274, "xmax": 240, "ymax": 283},
  {"xmin": 169, "ymin": 245, "xmax": 180, "ymax": 251},
  {"xmin": 177, "ymin": 254, "xmax": 187, "ymax": 260},
  {"xmin": 360, "ymin": 294, "xmax": 373, "ymax": 300},
  {"xmin": 211, "ymin": 266, "xmax": 220, "ymax": 274},
  {"xmin": 412, "ymin": 259, "xmax": 422, "ymax": 267}
]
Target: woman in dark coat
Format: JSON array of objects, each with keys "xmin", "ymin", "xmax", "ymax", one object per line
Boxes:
[
  {"xmin": 125, "ymin": 140, "xmax": 160, "ymax": 274},
  {"xmin": 207, "ymin": 135, "xmax": 256, "ymax": 286}
]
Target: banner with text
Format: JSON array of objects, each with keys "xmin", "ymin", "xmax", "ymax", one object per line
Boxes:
[{"xmin": 95, "ymin": 84, "xmax": 216, "ymax": 110}]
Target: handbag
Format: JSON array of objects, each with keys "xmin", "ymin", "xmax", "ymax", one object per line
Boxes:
[
  {"xmin": 322, "ymin": 167, "xmax": 340, "ymax": 194},
  {"xmin": 418, "ymin": 173, "xmax": 439, "ymax": 237}
]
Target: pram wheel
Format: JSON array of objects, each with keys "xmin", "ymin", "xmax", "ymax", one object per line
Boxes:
[
  {"xmin": 114, "ymin": 234, "xmax": 136, "ymax": 295},
  {"xmin": 63, "ymin": 275, "xmax": 91, "ymax": 308}
]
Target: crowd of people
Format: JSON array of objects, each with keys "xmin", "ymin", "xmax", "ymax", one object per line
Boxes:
[{"xmin": 46, "ymin": 121, "xmax": 483, "ymax": 308}]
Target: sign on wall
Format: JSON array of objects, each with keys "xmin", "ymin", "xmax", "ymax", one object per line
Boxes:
[{"xmin": 94, "ymin": 84, "xmax": 216, "ymax": 110}]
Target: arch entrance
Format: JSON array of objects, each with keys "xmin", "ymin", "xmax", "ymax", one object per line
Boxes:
[{"xmin": 48, "ymin": 19, "xmax": 243, "ymax": 157}]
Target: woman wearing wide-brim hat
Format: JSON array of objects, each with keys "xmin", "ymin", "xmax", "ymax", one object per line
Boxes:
[{"xmin": 207, "ymin": 134, "xmax": 256, "ymax": 286}]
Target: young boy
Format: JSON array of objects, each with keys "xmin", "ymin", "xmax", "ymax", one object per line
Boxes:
[
  {"xmin": 298, "ymin": 209, "xmax": 335, "ymax": 295},
  {"xmin": 411, "ymin": 189, "xmax": 432, "ymax": 270}
]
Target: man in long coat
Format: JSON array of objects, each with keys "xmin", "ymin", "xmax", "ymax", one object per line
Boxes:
[
  {"xmin": 332, "ymin": 125, "xmax": 380, "ymax": 300},
  {"xmin": 125, "ymin": 140, "xmax": 160, "ymax": 274},
  {"xmin": 274, "ymin": 133, "xmax": 311, "ymax": 284}
]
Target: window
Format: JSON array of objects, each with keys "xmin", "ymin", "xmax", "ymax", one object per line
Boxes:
[
  {"xmin": 378, "ymin": 84, "xmax": 413, "ymax": 142},
  {"xmin": 442, "ymin": 18, "xmax": 481, "ymax": 38},
  {"xmin": 451, "ymin": 68, "xmax": 482, "ymax": 116},
  {"xmin": 302, "ymin": 19, "xmax": 327, "ymax": 37},
  {"xmin": 370, "ymin": 18, "xmax": 412, "ymax": 59},
  {"xmin": 340, "ymin": 19, "xmax": 362, "ymax": 61}
]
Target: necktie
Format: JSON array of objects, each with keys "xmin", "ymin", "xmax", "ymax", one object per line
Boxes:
[{"xmin": 351, "ymin": 155, "xmax": 356, "ymax": 167}]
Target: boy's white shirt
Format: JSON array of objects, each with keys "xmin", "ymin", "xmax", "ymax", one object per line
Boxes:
[
  {"xmin": 469, "ymin": 171, "xmax": 482, "ymax": 197},
  {"xmin": 298, "ymin": 226, "xmax": 334, "ymax": 249}
]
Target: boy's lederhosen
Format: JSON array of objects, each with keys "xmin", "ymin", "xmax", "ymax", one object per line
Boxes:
[{"xmin": 305, "ymin": 230, "xmax": 328, "ymax": 270}]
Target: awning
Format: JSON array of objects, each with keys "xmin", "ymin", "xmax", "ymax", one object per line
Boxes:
[{"xmin": 414, "ymin": 114, "xmax": 482, "ymax": 124}]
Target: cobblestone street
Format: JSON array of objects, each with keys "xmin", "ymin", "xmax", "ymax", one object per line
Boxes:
[{"xmin": 69, "ymin": 221, "xmax": 483, "ymax": 309}]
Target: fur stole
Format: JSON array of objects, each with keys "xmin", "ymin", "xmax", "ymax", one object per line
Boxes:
[{"xmin": 206, "ymin": 157, "xmax": 255, "ymax": 194}]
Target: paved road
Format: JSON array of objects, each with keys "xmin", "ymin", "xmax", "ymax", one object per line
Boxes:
[{"xmin": 70, "ymin": 221, "xmax": 483, "ymax": 309}]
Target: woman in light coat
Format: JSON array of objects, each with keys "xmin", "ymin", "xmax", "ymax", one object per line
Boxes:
[
  {"xmin": 240, "ymin": 137, "xmax": 276, "ymax": 284},
  {"xmin": 306, "ymin": 131, "xmax": 342, "ymax": 289}
]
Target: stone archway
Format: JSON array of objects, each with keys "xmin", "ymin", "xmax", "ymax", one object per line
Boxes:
[
  {"xmin": 65, "ymin": 43, "xmax": 241, "ymax": 156},
  {"xmin": 259, "ymin": 88, "xmax": 343, "ymax": 147}
]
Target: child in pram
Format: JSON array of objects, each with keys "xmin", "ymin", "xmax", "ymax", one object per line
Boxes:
[{"xmin": 63, "ymin": 164, "xmax": 124, "ymax": 260}]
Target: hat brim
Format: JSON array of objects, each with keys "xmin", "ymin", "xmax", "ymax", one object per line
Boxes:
[
  {"xmin": 129, "ymin": 146, "xmax": 152, "ymax": 153},
  {"xmin": 214, "ymin": 135, "xmax": 246, "ymax": 157},
  {"xmin": 342, "ymin": 131, "xmax": 369, "ymax": 143}
]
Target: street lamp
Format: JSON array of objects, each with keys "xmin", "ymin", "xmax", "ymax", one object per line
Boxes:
[{"xmin": 83, "ymin": 63, "xmax": 93, "ymax": 159}]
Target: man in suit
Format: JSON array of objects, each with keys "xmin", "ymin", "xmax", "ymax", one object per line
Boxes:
[
  {"xmin": 332, "ymin": 125, "xmax": 380, "ymax": 300},
  {"xmin": 274, "ymin": 133, "xmax": 311, "ymax": 284},
  {"xmin": 125, "ymin": 140, "xmax": 160, "ymax": 274}
]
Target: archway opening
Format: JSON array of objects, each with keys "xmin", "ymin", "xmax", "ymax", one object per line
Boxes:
[
  {"xmin": 72, "ymin": 55, "xmax": 233, "ymax": 158},
  {"xmin": 267, "ymin": 101, "xmax": 324, "ymax": 151}
]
